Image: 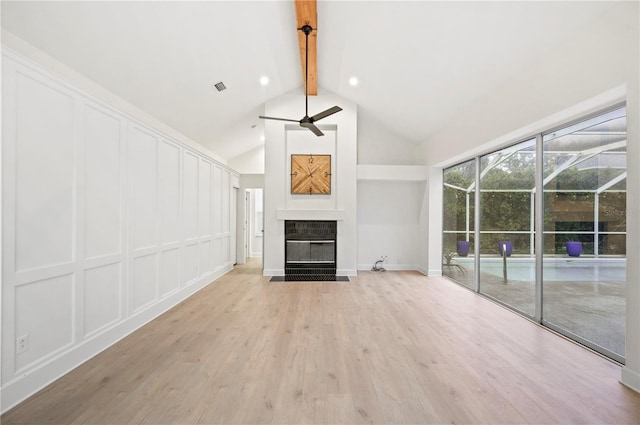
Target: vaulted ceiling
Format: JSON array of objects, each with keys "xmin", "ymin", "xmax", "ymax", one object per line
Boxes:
[{"xmin": 1, "ymin": 1, "xmax": 619, "ymax": 163}]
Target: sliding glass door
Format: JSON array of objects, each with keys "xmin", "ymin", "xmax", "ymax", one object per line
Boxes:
[
  {"xmin": 542, "ymin": 107, "xmax": 627, "ymax": 361},
  {"xmin": 442, "ymin": 159, "xmax": 475, "ymax": 289},
  {"xmin": 442, "ymin": 106, "xmax": 627, "ymax": 362},
  {"xmin": 478, "ymin": 139, "xmax": 536, "ymax": 318}
]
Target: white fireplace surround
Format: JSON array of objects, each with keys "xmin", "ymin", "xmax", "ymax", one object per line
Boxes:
[{"xmin": 276, "ymin": 209, "xmax": 346, "ymax": 221}]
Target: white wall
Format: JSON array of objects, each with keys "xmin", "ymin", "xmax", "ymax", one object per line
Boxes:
[
  {"xmin": 263, "ymin": 93, "xmax": 357, "ymax": 276},
  {"xmin": 228, "ymin": 145, "xmax": 265, "ymax": 175},
  {"xmin": 1, "ymin": 50, "xmax": 239, "ymax": 412},
  {"xmin": 356, "ymin": 113, "xmax": 427, "ymax": 271},
  {"xmin": 357, "ymin": 181, "xmax": 424, "ymax": 270},
  {"xmin": 357, "ymin": 107, "xmax": 422, "ymax": 165},
  {"xmin": 420, "ymin": 2, "xmax": 639, "ymax": 392}
]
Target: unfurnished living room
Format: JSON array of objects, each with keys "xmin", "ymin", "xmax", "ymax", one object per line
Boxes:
[{"xmin": 1, "ymin": 1, "xmax": 639, "ymax": 424}]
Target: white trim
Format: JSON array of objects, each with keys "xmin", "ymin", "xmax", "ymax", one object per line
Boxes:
[
  {"xmin": 416, "ymin": 265, "xmax": 429, "ymax": 276},
  {"xmin": 263, "ymin": 268, "xmax": 283, "ymax": 277},
  {"xmin": 356, "ymin": 263, "xmax": 417, "ymax": 271},
  {"xmin": 337, "ymin": 268, "xmax": 357, "ymax": 276},
  {"xmin": 428, "ymin": 269, "xmax": 443, "ymax": 277},
  {"xmin": 0, "ymin": 265, "xmax": 232, "ymax": 413},
  {"xmin": 621, "ymin": 367, "xmax": 640, "ymax": 394},
  {"xmin": 275, "ymin": 209, "xmax": 346, "ymax": 221}
]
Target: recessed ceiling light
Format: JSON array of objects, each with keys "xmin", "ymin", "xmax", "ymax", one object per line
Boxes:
[
  {"xmin": 259, "ymin": 76, "xmax": 269, "ymax": 86},
  {"xmin": 260, "ymin": 136, "xmax": 265, "ymax": 142},
  {"xmin": 349, "ymin": 77, "xmax": 358, "ymax": 86}
]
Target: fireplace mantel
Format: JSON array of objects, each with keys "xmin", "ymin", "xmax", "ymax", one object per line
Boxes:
[{"xmin": 276, "ymin": 209, "xmax": 346, "ymax": 221}]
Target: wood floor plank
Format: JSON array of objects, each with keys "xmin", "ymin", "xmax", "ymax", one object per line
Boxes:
[{"xmin": 2, "ymin": 259, "xmax": 639, "ymax": 424}]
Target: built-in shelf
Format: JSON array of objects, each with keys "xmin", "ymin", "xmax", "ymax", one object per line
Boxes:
[
  {"xmin": 357, "ymin": 164, "xmax": 428, "ymax": 181},
  {"xmin": 276, "ymin": 209, "xmax": 346, "ymax": 221}
]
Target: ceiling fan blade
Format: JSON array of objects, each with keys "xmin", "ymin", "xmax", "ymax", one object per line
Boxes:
[
  {"xmin": 310, "ymin": 106, "xmax": 343, "ymax": 122},
  {"xmin": 300, "ymin": 122, "xmax": 324, "ymax": 137},
  {"xmin": 258, "ymin": 115, "xmax": 300, "ymax": 123}
]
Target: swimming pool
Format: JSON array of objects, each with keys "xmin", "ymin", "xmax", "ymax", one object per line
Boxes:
[{"xmin": 455, "ymin": 257, "xmax": 626, "ymax": 282}]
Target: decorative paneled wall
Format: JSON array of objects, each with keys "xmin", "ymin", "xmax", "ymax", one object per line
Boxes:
[{"xmin": 1, "ymin": 50, "xmax": 238, "ymax": 412}]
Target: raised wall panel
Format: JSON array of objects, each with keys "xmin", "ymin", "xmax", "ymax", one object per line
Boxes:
[
  {"xmin": 84, "ymin": 263, "xmax": 121, "ymax": 336},
  {"xmin": 199, "ymin": 160, "xmax": 212, "ymax": 237},
  {"xmin": 130, "ymin": 127, "xmax": 157, "ymax": 250},
  {"xmin": 222, "ymin": 170, "xmax": 230, "ymax": 233},
  {"xmin": 213, "ymin": 238, "xmax": 222, "ymax": 270},
  {"xmin": 200, "ymin": 241, "xmax": 212, "ymax": 275},
  {"xmin": 158, "ymin": 141, "xmax": 181, "ymax": 244},
  {"xmin": 15, "ymin": 274, "xmax": 74, "ymax": 371},
  {"xmin": 222, "ymin": 237, "xmax": 231, "ymax": 264},
  {"xmin": 15, "ymin": 72, "xmax": 74, "ymax": 272},
  {"xmin": 132, "ymin": 254, "xmax": 157, "ymax": 312},
  {"xmin": 159, "ymin": 248, "xmax": 180, "ymax": 296},
  {"xmin": 84, "ymin": 105, "xmax": 122, "ymax": 259},
  {"xmin": 182, "ymin": 243, "xmax": 199, "ymax": 284},
  {"xmin": 213, "ymin": 166, "xmax": 222, "ymax": 235},
  {"xmin": 183, "ymin": 152, "xmax": 199, "ymax": 240}
]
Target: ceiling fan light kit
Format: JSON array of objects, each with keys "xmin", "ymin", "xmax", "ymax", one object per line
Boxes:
[{"xmin": 259, "ymin": 24, "xmax": 342, "ymax": 136}]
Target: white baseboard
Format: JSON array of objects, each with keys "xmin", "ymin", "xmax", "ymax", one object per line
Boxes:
[
  {"xmin": 337, "ymin": 268, "xmax": 357, "ymax": 276},
  {"xmin": 428, "ymin": 268, "xmax": 443, "ymax": 276},
  {"xmin": 356, "ymin": 263, "xmax": 417, "ymax": 271},
  {"xmin": 621, "ymin": 366, "xmax": 640, "ymax": 393},
  {"xmin": 416, "ymin": 265, "xmax": 429, "ymax": 276},
  {"xmin": 0, "ymin": 264, "xmax": 233, "ymax": 414}
]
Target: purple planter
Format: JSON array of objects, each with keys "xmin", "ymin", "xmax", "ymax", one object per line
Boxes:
[
  {"xmin": 566, "ymin": 241, "xmax": 582, "ymax": 257},
  {"xmin": 498, "ymin": 241, "xmax": 513, "ymax": 257},
  {"xmin": 456, "ymin": 241, "xmax": 470, "ymax": 257}
]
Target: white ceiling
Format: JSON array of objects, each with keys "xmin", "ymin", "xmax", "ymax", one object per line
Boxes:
[{"xmin": 1, "ymin": 1, "xmax": 619, "ymax": 162}]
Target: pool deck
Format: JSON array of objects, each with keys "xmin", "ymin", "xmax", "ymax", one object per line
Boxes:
[{"xmin": 444, "ymin": 256, "xmax": 626, "ymax": 358}]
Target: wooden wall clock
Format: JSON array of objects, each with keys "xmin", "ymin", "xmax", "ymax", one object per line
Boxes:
[{"xmin": 291, "ymin": 154, "xmax": 331, "ymax": 195}]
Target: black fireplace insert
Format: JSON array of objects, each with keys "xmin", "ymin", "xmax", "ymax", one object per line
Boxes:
[{"xmin": 284, "ymin": 220, "xmax": 336, "ymax": 281}]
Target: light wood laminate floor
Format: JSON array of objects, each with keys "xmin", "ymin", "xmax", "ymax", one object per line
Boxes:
[{"xmin": 3, "ymin": 259, "xmax": 639, "ymax": 424}]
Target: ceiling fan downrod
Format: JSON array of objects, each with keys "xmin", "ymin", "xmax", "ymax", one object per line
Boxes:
[{"xmin": 301, "ymin": 24, "xmax": 313, "ymax": 117}]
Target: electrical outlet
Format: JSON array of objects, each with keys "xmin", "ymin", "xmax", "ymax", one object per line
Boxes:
[{"xmin": 16, "ymin": 334, "xmax": 28, "ymax": 355}]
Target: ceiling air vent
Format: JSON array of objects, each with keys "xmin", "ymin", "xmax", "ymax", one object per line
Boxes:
[{"xmin": 213, "ymin": 82, "xmax": 226, "ymax": 92}]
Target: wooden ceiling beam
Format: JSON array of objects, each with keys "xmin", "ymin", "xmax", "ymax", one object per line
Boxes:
[{"xmin": 294, "ymin": 0, "xmax": 317, "ymax": 96}]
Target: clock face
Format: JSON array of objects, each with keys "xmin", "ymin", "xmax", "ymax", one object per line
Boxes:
[{"xmin": 291, "ymin": 154, "xmax": 331, "ymax": 194}]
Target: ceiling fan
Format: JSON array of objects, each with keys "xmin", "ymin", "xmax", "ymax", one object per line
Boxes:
[{"xmin": 259, "ymin": 24, "xmax": 342, "ymax": 137}]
